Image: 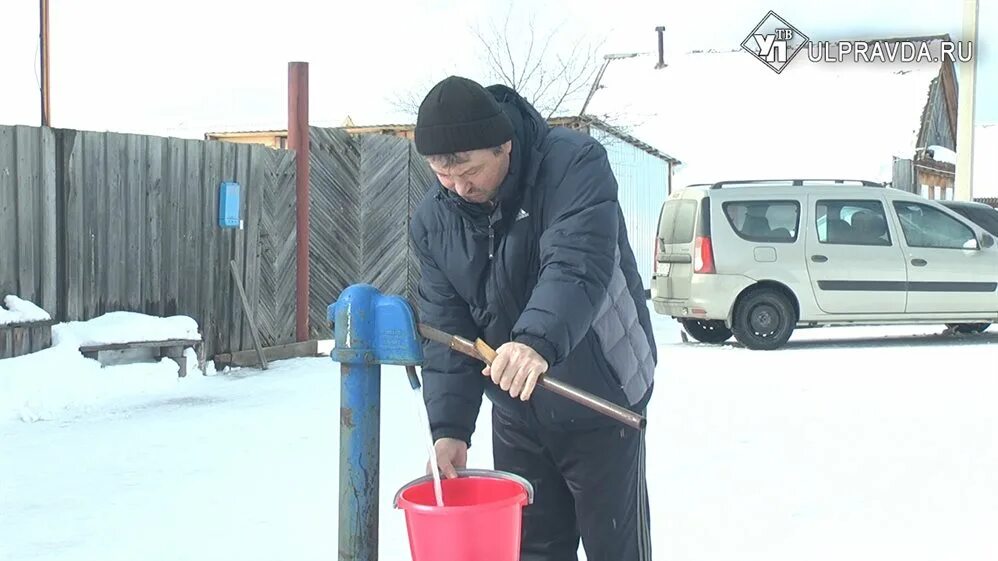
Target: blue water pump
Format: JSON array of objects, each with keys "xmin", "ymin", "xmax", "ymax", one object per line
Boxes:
[{"xmin": 327, "ymin": 284, "xmax": 423, "ymax": 561}]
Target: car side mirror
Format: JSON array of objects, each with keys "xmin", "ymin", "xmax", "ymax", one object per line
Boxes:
[{"xmin": 982, "ymin": 233, "xmax": 995, "ymax": 249}]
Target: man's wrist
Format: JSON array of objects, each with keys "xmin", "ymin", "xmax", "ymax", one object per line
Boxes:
[
  {"xmin": 431, "ymin": 426, "xmax": 473, "ymax": 447},
  {"xmin": 512, "ymin": 334, "xmax": 557, "ymax": 367}
]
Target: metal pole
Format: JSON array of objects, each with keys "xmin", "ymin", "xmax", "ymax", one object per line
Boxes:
[
  {"xmin": 954, "ymin": 0, "xmax": 979, "ymax": 202},
  {"xmin": 288, "ymin": 61, "xmax": 311, "ymax": 341},
  {"xmin": 331, "ymin": 285, "xmax": 381, "ymax": 561}
]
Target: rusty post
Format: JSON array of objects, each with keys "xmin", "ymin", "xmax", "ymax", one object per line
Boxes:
[
  {"xmin": 288, "ymin": 61, "xmax": 310, "ymax": 341},
  {"xmin": 40, "ymin": 0, "xmax": 51, "ymax": 126}
]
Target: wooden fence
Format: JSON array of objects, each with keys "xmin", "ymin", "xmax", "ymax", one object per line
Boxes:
[
  {"xmin": 0, "ymin": 127, "xmax": 58, "ymax": 317},
  {"xmin": 0, "ymin": 125, "xmax": 298, "ymax": 358},
  {"xmin": 308, "ymin": 127, "xmax": 432, "ymax": 339}
]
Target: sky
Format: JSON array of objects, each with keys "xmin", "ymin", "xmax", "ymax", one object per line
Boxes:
[{"xmin": 0, "ymin": 0, "xmax": 995, "ymax": 140}]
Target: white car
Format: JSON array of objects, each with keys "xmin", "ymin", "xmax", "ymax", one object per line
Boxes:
[{"xmin": 651, "ymin": 179, "xmax": 998, "ymax": 350}]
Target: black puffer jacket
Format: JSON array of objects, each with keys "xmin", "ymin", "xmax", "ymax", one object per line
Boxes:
[{"xmin": 410, "ymin": 85, "xmax": 657, "ymax": 444}]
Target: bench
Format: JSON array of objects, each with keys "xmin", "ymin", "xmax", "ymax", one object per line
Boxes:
[
  {"xmin": 0, "ymin": 319, "xmax": 57, "ymax": 359},
  {"xmin": 79, "ymin": 339, "xmax": 204, "ymax": 377}
]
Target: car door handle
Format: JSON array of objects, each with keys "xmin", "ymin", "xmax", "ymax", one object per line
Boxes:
[
  {"xmin": 911, "ymin": 258, "xmax": 928, "ymax": 267},
  {"xmin": 811, "ymin": 255, "xmax": 828, "ymax": 263}
]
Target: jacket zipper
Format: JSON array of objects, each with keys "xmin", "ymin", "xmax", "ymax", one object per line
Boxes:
[{"xmin": 489, "ymin": 225, "xmax": 495, "ymax": 260}]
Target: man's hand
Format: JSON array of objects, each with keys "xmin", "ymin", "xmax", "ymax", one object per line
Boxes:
[
  {"xmin": 483, "ymin": 342, "xmax": 548, "ymax": 401},
  {"xmin": 429, "ymin": 437, "xmax": 467, "ymax": 479}
]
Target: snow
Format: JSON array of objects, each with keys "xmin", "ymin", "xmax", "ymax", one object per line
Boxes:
[
  {"xmin": 0, "ymin": 295, "xmax": 51, "ymax": 325},
  {"xmin": 579, "ymin": 42, "xmax": 946, "ymax": 189},
  {"xmin": 0, "ymin": 311, "xmax": 210, "ymax": 423},
  {"xmin": 52, "ymin": 311, "xmax": 201, "ymax": 347},
  {"xmin": 2, "ymin": 305, "xmax": 996, "ymax": 561},
  {"xmin": 928, "ymin": 144, "xmax": 958, "ymax": 165}
]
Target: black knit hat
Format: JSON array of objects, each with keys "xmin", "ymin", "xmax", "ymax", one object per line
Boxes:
[{"xmin": 414, "ymin": 76, "xmax": 514, "ymax": 156}]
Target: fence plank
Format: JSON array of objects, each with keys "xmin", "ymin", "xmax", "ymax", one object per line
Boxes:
[
  {"xmin": 202, "ymin": 141, "xmax": 223, "ymax": 357},
  {"xmin": 229, "ymin": 144, "xmax": 251, "ymax": 352},
  {"xmin": 106, "ymin": 132, "xmax": 126, "ymax": 311},
  {"xmin": 163, "ymin": 138, "xmax": 184, "ymax": 316},
  {"xmin": 216, "ymin": 142, "xmax": 237, "ymax": 354},
  {"xmin": 15, "ymin": 126, "xmax": 41, "ymax": 303},
  {"xmin": 125, "ymin": 134, "xmax": 145, "ymax": 312},
  {"xmin": 14, "ymin": 127, "xmax": 38, "ymax": 305},
  {"xmin": 181, "ymin": 139, "xmax": 203, "ymax": 323},
  {"xmin": 40, "ymin": 127, "xmax": 58, "ymax": 315},
  {"xmin": 145, "ymin": 136, "xmax": 165, "ymax": 317},
  {"xmin": 62, "ymin": 130, "xmax": 84, "ymax": 320},
  {"xmin": 0, "ymin": 127, "xmax": 18, "ymax": 303},
  {"xmin": 241, "ymin": 146, "xmax": 265, "ymax": 351},
  {"xmin": 82, "ymin": 131, "xmax": 104, "ymax": 318}
]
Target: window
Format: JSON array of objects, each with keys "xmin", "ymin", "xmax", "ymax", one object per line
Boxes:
[
  {"xmin": 815, "ymin": 200, "xmax": 892, "ymax": 246},
  {"xmin": 658, "ymin": 200, "xmax": 698, "ymax": 244},
  {"xmin": 893, "ymin": 202, "xmax": 977, "ymax": 249},
  {"xmin": 722, "ymin": 201, "xmax": 799, "ymax": 243},
  {"xmin": 950, "ymin": 206, "xmax": 998, "ymax": 236}
]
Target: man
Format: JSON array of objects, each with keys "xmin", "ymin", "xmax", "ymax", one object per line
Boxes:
[{"xmin": 409, "ymin": 75, "xmax": 657, "ymax": 561}]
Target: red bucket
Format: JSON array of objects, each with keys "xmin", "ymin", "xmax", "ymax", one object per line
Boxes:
[{"xmin": 394, "ymin": 469, "xmax": 534, "ymax": 561}]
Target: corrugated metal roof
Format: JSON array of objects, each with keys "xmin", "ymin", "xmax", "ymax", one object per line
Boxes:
[{"xmin": 550, "ymin": 115, "xmax": 681, "ymax": 164}]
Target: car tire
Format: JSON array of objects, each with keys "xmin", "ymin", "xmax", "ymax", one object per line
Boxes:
[
  {"xmin": 732, "ymin": 288, "xmax": 797, "ymax": 350},
  {"xmin": 680, "ymin": 319, "xmax": 733, "ymax": 344},
  {"xmin": 946, "ymin": 323, "xmax": 991, "ymax": 334}
]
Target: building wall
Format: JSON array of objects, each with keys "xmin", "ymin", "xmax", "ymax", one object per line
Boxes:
[
  {"xmin": 892, "ymin": 158, "xmax": 916, "ymax": 193},
  {"xmin": 921, "ymin": 77, "xmax": 956, "ymax": 150},
  {"xmin": 204, "ymin": 133, "xmax": 286, "ymax": 150},
  {"xmin": 591, "ymin": 129, "xmax": 671, "ymax": 289}
]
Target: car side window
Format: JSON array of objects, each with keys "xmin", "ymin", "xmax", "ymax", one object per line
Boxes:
[
  {"xmin": 958, "ymin": 207, "xmax": 998, "ymax": 236},
  {"xmin": 892, "ymin": 202, "xmax": 977, "ymax": 249},
  {"xmin": 722, "ymin": 201, "xmax": 799, "ymax": 243},
  {"xmin": 815, "ymin": 200, "xmax": 892, "ymax": 246}
]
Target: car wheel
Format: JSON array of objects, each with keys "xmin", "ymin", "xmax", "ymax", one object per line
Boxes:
[
  {"xmin": 946, "ymin": 323, "xmax": 991, "ymax": 334},
  {"xmin": 732, "ymin": 288, "xmax": 796, "ymax": 350},
  {"xmin": 680, "ymin": 319, "xmax": 733, "ymax": 344}
]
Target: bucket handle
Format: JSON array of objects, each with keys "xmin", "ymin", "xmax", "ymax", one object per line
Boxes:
[{"xmin": 393, "ymin": 469, "xmax": 534, "ymax": 508}]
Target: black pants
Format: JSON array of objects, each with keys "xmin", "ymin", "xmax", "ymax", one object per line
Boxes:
[{"xmin": 492, "ymin": 406, "xmax": 652, "ymax": 561}]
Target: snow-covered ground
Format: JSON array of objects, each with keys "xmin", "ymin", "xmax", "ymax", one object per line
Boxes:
[
  {"xmin": 2, "ymin": 307, "xmax": 996, "ymax": 561},
  {"xmin": 0, "ymin": 310, "xmax": 207, "ymax": 424}
]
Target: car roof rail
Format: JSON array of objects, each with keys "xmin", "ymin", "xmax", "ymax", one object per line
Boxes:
[{"xmin": 708, "ymin": 179, "xmax": 885, "ymax": 189}]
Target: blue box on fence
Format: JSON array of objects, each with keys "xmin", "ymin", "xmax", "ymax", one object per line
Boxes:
[{"xmin": 219, "ymin": 182, "xmax": 241, "ymax": 228}]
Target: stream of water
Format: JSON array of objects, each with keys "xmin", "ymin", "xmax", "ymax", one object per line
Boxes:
[{"xmin": 411, "ymin": 387, "xmax": 444, "ymax": 507}]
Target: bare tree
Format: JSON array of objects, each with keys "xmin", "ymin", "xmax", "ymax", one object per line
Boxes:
[
  {"xmin": 469, "ymin": 6, "xmax": 606, "ymax": 119},
  {"xmin": 389, "ymin": 5, "xmax": 607, "ymax": 121}
]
